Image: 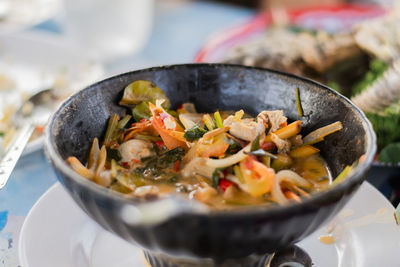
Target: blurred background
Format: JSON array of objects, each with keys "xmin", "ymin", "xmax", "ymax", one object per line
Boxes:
[{"xmin": 0, "ymin": 0, "xmax": 400, "ymax": 265}]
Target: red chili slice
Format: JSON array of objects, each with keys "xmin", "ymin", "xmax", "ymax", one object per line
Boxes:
[
  {"xmin": 173, "ymin": 160, "xmax": 180, "ymax": 172},
  {"xmin": 154, "ymin": 141, "xmax": 164, "ymax": 150},
  {"xmin": 261, "ymin": 141, "xmax": 276, "ymax": 151},
  {"xmin": 219, "ymin": 178, "xmax": 234, "ymax": 192}
]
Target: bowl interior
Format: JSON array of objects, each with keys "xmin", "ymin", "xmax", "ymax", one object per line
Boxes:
[{"xmin": 50, "ymin": 64, "xmax": 373, "ymax": 179}]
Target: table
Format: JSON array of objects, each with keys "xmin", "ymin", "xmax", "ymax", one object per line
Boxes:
[{"xmin": 0, "ymin": 1, "xmax": 255, "ymax": 265}]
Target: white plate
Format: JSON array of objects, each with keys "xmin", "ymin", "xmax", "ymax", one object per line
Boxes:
[
  {"xmin": 0, "ymin": 30, "xmax": 104, "ymax": 156},
  {"xmin": 19, "ymin": 182, "xmax": 400, "ymax": 267},
  {"xmin": 0, "ymin": 0, "xmax": 61, "ymax": 34}
]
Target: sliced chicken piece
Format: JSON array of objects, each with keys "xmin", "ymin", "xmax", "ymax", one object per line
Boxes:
[
  {"xmin": 193, "ymin": 185, "xmax": 218, "ymax": 204},
  {"xmin": 228, "ymin": 118, "xmax": 265, "ymax": 142},
  {"xmin": 118, "ymin": 139, "xmax": 155, "ymax": 169},
  {"xmin": 223, "ymin": 115, "xmax": 235, "ymax": 126},
  {"xmin": 258, "ymin": 110, "xmax": 287, "ymax": 133},
  {"xmin": 271, "ymin": 133, "xmax": 291, "ymax": 154},
  {"xmin": 289, "ymin": 134, "xmax": 303, "ymax": 148}
]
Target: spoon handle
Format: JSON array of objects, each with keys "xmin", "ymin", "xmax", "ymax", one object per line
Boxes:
[{"xmin": 0, "ymin": 124, "xmax": 35, "ymax": 189}]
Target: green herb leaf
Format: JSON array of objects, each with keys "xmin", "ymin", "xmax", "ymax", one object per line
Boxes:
[
  {"xmin": 0, "ymin": 132, "xmax": 4, "ymax": 137},
  {"xmin": 212, "ymin": 168, "xmax": 224, "ymax": 188},
  {"xmin": 183, "ymin": 125, "xmax": 207, "ymax": 142},
  {"xmin": 226, "ymin": 138, "xmax": 241, "ymax": 155},
  {"xmin": 250, "ymin": 134, "xmax": 260, "ymax": 151},
  {"xmin": 296, "ymin": 87, "xmax": 304, "ymax": 117},
  {"xmin": 378, "ymin": 143, "xmax": 400, "ymax": 165},
  {"xmin": 106, "ymin": 147, "xmax": 122, "ymax": 162},
  {"xmin": 139, "ymin": 147, "xmax": 185, "ymax": 178}
]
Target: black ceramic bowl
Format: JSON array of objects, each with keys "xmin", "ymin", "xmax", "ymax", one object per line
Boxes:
[{"xmin": 44, "ymin": 64, "xmax": 376, "ymax": 264}]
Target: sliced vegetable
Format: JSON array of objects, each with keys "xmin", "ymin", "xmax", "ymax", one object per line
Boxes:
[
  {"xmin": 271, "ymin": 154, "xmax": 293, "ymax": 171},
  {"xmin": 116, "ymin": 172, "xmax": 144, "ymax": 190},
  {"xmin": 330, "ymin": 165, "xmax": 352, "ymax": 187},
  {"xmin": 202, "ymin": 126, "xmax": 230, "ymax": 140},
  {"xmin": 303, "ymin": 121, "xmax": 343, "ymax": 145},
  {"xmin": 149, "ymin": 102, "xmax": 188, "ymax": 150},
  {"xmin": 104, "ymin": 114, "xmax": 120, "ymax": 145},
  {"xmin": 197, "ymin": 133, "xmax": 229, "ymax": 158},
  {"xmin": 233, "ymin": 110, "xmax": 244, "ymax": 121},
  {"xmin": 122, "ymin": 119, "xmax": 156, "ymax": 142},
  {"xmin": 289, "ymin": 145, "xmax": 320, "ymax": 158},
  {"xmin": 233, "ymin": 164, "xmax": 244, "ymax": 183},
  {"xmin": 67, "ymin": 157, "xmax": 94, "ymax": 179},
  {"xmin": 284, "ymin": 190, "xmax": 301, "ymax": 202},
  {"xmin": 88, "ymin": 138, "xmax": 100, "ymax": 170},
  {"xmin": 110, "ymin": 159, "xmax": 119, "ymax": 178},
  {"xmin": 212, "ymin": 168, "xmax": 224, "ymax": 188},
  {"xmin": 119, "ymin": 80, "xmax": 170, "ymax": 109},
  {"xmin": 239, "ymin": 156, "xmax": 275, "ymax": 197},
  {"xmin": 219, "ymin": 178, "xmax": 234, "ymax": 192},
  {"xmin": 295, "ymin": 87, "xmax": 304, "ymax": 117},
  {"xmin": 203, "ymin": 114, "xmax": 215, "ymax": 130},
  {"xmin": 250, "ymin": 134, "xmax": 260, "ymax": 151},
  {"xmin": 214, "ymin": 111, "xmax": 224, "ymax": 128},
  {"xmin": 117, "ymin": 115, "xmax": 132, "ymax": 129},
  {"xmin": 132, "ymin": 102, "xmax": 151, "ymax": 122},
  {"xmin": 134, "ymin": 133, "xmax": 162, "ymax": 142},
  {"xmin": 174, "ymin": 160, "xmax": 180, "ymax": 172},
  {"xmin": 272, "ymin": 170, "xmax": 312, "ymax": 205},
  {"xmin": 205, "ymin": 144, "xmax": 250, "ymax": 169},
  {"xmin": 262, "ymin": 156, "xmax": 271, "ymax": 168},
  {"xmin": 261, "ymin": 141, "xmax": 275, "ymax": 151},
  {"xmin": 265, "ymin": 120, "xmax": 302, "ymax": 142}
]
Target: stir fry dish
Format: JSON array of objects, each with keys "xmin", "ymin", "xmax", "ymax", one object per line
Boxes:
[{"xmin": 67, "ymin": 80, "xmax": 345, "ymax": 209}]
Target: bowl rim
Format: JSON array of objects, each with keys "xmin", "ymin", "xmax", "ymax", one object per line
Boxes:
[{"xmin": 44, "ymin": 63, "xmax": 377, "ymax": 218}]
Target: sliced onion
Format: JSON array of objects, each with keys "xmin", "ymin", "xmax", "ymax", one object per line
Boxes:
[
  {"xmin": 205, "ymin": 144, "xmax": 250, "ymax": 169},
  {"xmin": 272, "ymin": 170, "xmax": 312, "ymax": 205},
  {"xmin": 303, "ymin": 121, "xmax": 343, "ymax": 145},
  {"xmin": 179, "ymin": 113, "xmax": 203, "ymax": 129},
  {"xmin": 225, "ymin": 174, "xmax": 248, "ymax": 192}
]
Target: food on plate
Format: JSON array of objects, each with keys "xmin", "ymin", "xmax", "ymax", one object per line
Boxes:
[
  {"xmin": 66, "ymin": 80, "xmax": 353, "ymax": 210},
  {"xmin": 222, "ymin": 8, "xmax": 400, "ymax": 164}
]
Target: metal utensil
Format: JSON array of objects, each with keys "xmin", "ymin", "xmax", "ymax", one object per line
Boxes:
[{"xmin": 0, "ymin": 89, "xmax": 55, "ymax": 189}]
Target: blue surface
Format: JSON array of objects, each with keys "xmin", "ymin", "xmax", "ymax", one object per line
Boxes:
[{"xmin": 0, "ymin": 150, "xmax": 57, "ymax": 216}]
